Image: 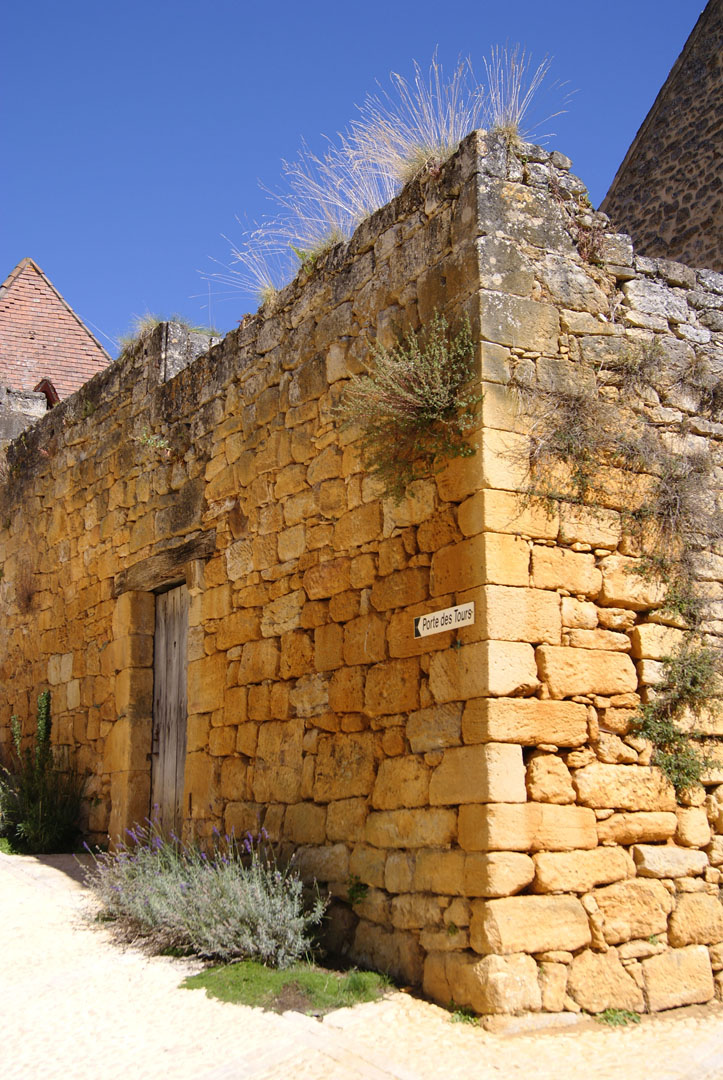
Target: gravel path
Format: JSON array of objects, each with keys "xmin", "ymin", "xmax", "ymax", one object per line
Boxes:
[{"xmin": 2, "ymin": 851, "xmax": 723, "ymax": 1080}]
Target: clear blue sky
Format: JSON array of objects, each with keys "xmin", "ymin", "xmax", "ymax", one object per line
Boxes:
[{"xmin": 1, "ymin": 1, "xmax": 705, "ymax": 356}]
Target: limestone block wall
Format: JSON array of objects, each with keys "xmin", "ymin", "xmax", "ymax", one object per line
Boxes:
[{"xmin": 2, "ymin": 130, "xmax": 723, "ymax": 1018}]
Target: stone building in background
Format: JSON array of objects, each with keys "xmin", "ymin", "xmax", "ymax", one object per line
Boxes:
[
  {"xmin": 601, "ymin": 0, "xmax": 722, "ymax": 271},
  {"xmin": 0, "ymin": 258, "xmax": 110, "ymax": 444}
]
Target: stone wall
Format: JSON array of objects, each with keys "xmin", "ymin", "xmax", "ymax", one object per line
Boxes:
[
  {"xmin": 2, "ymin": 130, "xmax": 723, "ymax": 1019},
  {"xmin": 601, "ymin": 0, "xmax": 722, "ymax": 272}
]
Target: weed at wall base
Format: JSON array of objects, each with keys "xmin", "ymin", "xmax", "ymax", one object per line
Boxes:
[{"xmin": 0, "ymin": 690, "xmax": 85, "ymax": 853}]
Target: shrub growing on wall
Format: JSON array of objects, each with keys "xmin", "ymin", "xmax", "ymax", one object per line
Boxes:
[{"xmin": 340, "ymin": 313, "xmax": 481, "ymax": 501}]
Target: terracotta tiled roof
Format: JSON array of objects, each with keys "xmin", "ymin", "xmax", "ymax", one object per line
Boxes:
[{"xmin": 0, "ymin": 258, "xmax": 110, "ymax": 399}]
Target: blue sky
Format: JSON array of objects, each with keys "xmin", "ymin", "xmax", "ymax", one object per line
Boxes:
[{"xmin": 1, "ymin": 1, "xmax": 705, "ymax": 356}]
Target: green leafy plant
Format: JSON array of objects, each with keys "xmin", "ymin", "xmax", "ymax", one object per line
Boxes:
[
  {"xmin": 449, "ymin": 1002, "xmax": 478, "ymax": 1025},
  {"xmin": 340, "ymin": 313, "xmax": 480, "ymax": 501},
  {"xmin": 595, "ymin": 1008, "xmax": 641, "ymax": 1027},
  {"xmin": 182, "ymin": 960, "xmax": 389, "ymax": 1014},
  {"xmin": 634, "ymin": 641, "xmax": 717, "ymax": 794},
  {"xmin": 347, "ymin": 873, "xmax": 369, "ymax": 904},
  {"xmin": 84, "ymin": 821, "xmax": 326, "ymax": 968},
  {"xmin": 134, "ymin": 428, "xmax": 172, "ymax": 453},
  {"xmin": 0, "ymin": 691, "xmax": 85, "ymax": 853}
]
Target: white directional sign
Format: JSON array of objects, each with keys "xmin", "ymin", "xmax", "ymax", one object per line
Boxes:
[{"xmin": 413, "ymin": 601, "xmax": 475, "ymax": 639}]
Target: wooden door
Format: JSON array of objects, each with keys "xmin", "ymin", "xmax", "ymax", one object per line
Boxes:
[{"xmin": 151, "ymin": 584, "xmax": 189, "ymax": 835}]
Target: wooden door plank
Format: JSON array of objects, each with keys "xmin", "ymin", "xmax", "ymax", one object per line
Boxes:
[{"xmin": 151, "ymin": 584, "xmax": 189, "ymax": 836}]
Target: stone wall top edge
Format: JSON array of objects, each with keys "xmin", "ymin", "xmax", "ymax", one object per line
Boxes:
[{"xmin": 4, "ymin": 127, "xmax": 723, "ymax": 493}]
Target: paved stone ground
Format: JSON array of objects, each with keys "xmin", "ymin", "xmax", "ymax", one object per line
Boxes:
[{"xmin": 2, "ymin": 852, "xmax": 723, "ymax": 1080}]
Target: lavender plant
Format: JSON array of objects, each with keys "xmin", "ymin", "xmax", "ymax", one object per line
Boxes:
[{"xmin": 84, "ymin": 820, "xmax": 326, "ymax": 968}]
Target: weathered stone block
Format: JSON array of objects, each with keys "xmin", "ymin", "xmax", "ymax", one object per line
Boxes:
[
  {"xmin": 288, "ymin": 672, "xmax": 328, "ymax": 717},
  {"xmin": 112, "ymin": 590, "xmax": 155, "ymax": 637},
  {"xmin": 470, "ymin": 585, "xmax": 561, "ymax": 644},
  {"xmin": 314, "ymin": 622, "xmax": 344, "ymax": 672},
  {"xmin": 349, "ymin": 845, "xmax": 386, "ymax": 889},
  {"xmin": 430, "ymin": 534, "xmax": 529, "ymax": 594},
  {"xmin": 353, "ymin": 921, "xmax": 423, "ymax": 985},
  {"xmin": 629, "ymin": 623, "xmax": 685, "ymax": 660},
  {"xmin": 533, "ymin": 848, "xmax": 634, "ymax": 894},
  {"xmin": 326, "ymin": 797, "xmax": 368, "ymax": 842},
  {"xmin": 464, "ymin": 852, "xmax": 535, "ymax": 897},
  {"xmin": 676, "ymin": 807, "xmax": 711, "ymax": 847},
  {"xmin": 643, "ymin": 946, "xmax": 714, "ymax": 1011},
  {"xmin": 365, "ymin": 808, "xmax": 457, "ymax": 848},
  {"xmin": 413, "ymin": 850, "xmax": 466, "ymax": 894},
  {"xmin": 391, "ymin": 893, "xmax": 445, "ymax": 930},
  {"xmin": 531, "ymin": 547, "xmax": 602, "ymax": 596},
  {"xmin": 459, "ymin": 802, "xmax": 597, "ymax": 852},
  {"xmin": 429, "ymin": 743, "xmax": 526, "ymax": 805},
  {"xmin": 215, "ymin": 610, "xmax": 261, "ymax": 651},
  {"xmin": 595, "ymin": 879, "xmax": 673, "ymax": 944},
  {"xmin": 537, "ymin": 646, "xmax": 637, "ymax": 698},
  {"xmin": 567, "ymin": 951, "xmax": 645, "ymax": 1014},
  {"xmin": 237, "ymin": 639, "xmax": 280, "ymax": 685},
  {"xmin": 458, "ymin": 488, "xmax": 558, "ymax": 540},
  {"xmin": 296, "ymin": 843, "xmax": 349, "ymax": 885},
  {"xmin": 447, "ymin": 951, "xmax": 542, "ymax": 1015},
  {"xmin": 668, "ymin": 894, "xmax": 723, "ymax": 947},
  {"xmin": 252, "ymin": 719, "xmax": 304, "ymax": 803},
  {"xmin": 343, "ymin": 614, "xmax": 386, "ymax": 666},
  {"xmin": 364, "ymin": 658, "xmax": 419, "ymax": 716},
  {"xmin": 333, "ymin": 502, "xmax": 382, "ymax": 550},
  {"xmin": 573, "ymin": 763, "xmax": 676, "ymax": 811},
  {"xmin": 114, "ymin": 667, "xmax": 154, "ymax": 719},
  {"xmin": 103, "ymin": 716, "xmax": 151, "ymax": 774},
  {"xmin": 597, "ymin": 812, "xmax": 678, "ymax": 845},
  {"xmin": 260, "ymin": 590, "xmax": 304, "ymax": 637},
  {"xmin": 429, "ymin": 641, "xmax": 539, "ymax": 702},
  {"xmin": 407, "ymin": 703, "xmax": 462, "ymax": 753},
  {"xmin": 599, "ymin": 555, "xmax": 667, "ymax": 610},
  {"xmin": 285, "ymin": 802, "xmax": 327, "ymax": 845},
  {"xmin": 370, "ymin": 567, "xmax": 429, "ymax": 611},
  {"xmin": 303, "ymin": 558, "xmax": 351, "ymax": 599},
  {"xmin": 632, "ymin": 844, "xmax": 708, "ymax": 878},
  {"xmin": 539, "ymin": 962, "xmax": 568, "ymax": 1012},
  {"xmin": 220, "ymin": 757, "xmax": 247, "ymax": 801},
  {"xmin": 526, "ymin": 755, "xmax": 575, "ymax": 804},
  {"xmin": 470, "ymin": 895, "xmax": 591, "ymax": 954},
  {"xmin": 462, "ymin": 698, "xmax": 588, "ymax": 747},
  {"xmin": 372, "ymin": 756, "xmax": 430, "ymax": 810},
  {"xmin": 314, "ymin": 732, "xmax": 376, "ymax": 801},
  {"xmin": 477, "ymin": 289, "xmax": 560, "ymax": 354}
]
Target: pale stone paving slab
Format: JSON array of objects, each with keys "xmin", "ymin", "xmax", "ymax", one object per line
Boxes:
[{"xmin": 2, "ymin": 853, "xmax": 723, "ymax": 1080}]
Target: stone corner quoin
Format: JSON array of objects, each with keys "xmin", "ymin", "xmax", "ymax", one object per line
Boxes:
[{"xmin": 2, "ymin": 128, "xmax": 723, "ymax": 1018}]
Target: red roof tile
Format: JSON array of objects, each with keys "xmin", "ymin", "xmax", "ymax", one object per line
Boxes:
[{"xmin": 0, "ymin": 258, "xmax": 110, "ymax": 399}]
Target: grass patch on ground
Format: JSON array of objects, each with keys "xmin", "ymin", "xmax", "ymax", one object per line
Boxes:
[
  {"xmin": 182, "ymin": 960, "xmax": 390, "ymax": 1015},
  {"xmin": 0, "ymin": 836, "xmax": 14, "ymax": 854}
]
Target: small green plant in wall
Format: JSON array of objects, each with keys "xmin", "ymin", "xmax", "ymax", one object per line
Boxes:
[
  {"xmin": 340, "ymin": 313, "xmax": 481, "ymax": 501},
  {"xmin": 347, "ymin": 874, "xmax": 369, "ymax": 904},
  {"xmin": 635, "ymin": 640, "xmax": 716, "ymax": 794}
]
